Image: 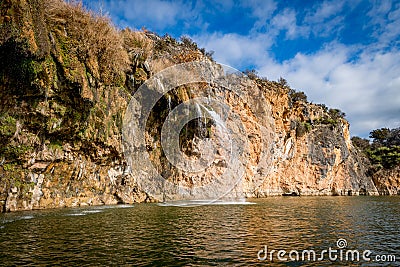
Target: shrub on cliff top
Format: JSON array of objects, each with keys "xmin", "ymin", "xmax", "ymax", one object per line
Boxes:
[
  {"xmin": 180, "ymin": 35, "xmax": 198, "ymax": 50},
  {"xmin": 45, "ymin": 0, "xmax": 129, "ymax": 85},
  {"xmin": 314, "ymin": 108, "xmax": 346, "ymax": 126},
  {"xmin": 243, "ymin": 69, "xmax": 258, "ymax": 80},
  {"xmin": 289, "ymin": 89, "xmax": 308, "ymax": 103},
  {"xmin": 122, "ymin": 29, "xmax": 153, "ymax": 63},
  {"xmin": 328, "ymin": 108, "xmax": 346, "ymax": 120}
]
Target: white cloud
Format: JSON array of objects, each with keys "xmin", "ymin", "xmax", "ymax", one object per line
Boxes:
[
  {"xmin": 90, "ymin": 0, "xmax": 400, "ymax": 137},
  {"xmin": 104, "ymin": 0, "xmax": 192, "ymax": 30},
  {"xmin": 195, "ymin": 30, "xmax": 400, "ymax": 136},
  {"xmin": 242, "ymin": 0, "xmax": 277, "ymax": 31},
  {"xmin": 303, "ymin": 0, "xmax": 346, "ymax": 38},
  {"xmin": 305, "ymin": 0, "xmax": 345, "ymax": 23},
  {"xmin": 257, "ymin": 45, "xmax": 400, "ymax": 137},
  {"xmin": 367, "ymin": 0, "xmax": 400, "ymax": 46},
  {"xmin": 367, "ymin": 0, "xmax": 392, "ymax": 26},
  {"xmin": 194, "ymin": 32, "xmax": 273, "ymax": 68},
  {"xmin": 382, "ymin": 3, "xmax": 400, "ymax": 43},
  {"xmin": 270, "ymin": 8, "xmax": 309, "ymax": 39}
]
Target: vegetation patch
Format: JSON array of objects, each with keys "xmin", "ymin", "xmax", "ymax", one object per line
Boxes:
[
  {"xmin": 352, "ymin": 127, "xmax": 400, "ymax": 170},
  {"xmin": 296, "ymin": 121, "xmax": 312, "ymax": 137},
  {"xmin": 0, "ymin": 113, "xmax": 17, "ymax": 137},
  {"xmin": 315, "ymin": 108, "xmax": 346, "ymax": 126}
]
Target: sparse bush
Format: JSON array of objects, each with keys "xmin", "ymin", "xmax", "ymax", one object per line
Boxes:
[
  {"xmin": 122, "ymin": 29, "xmax": 153, "ymax": 63},
  {"xmin": 199, "ymin": 47, "xmax": 214, "ymax": 60},
  {"xmin": 205, "ymin": 50, "xmax": 214, "ymax": 59},
  {"xmin": 0, "ymin": 113, "xmax": 17, "ymax": 137},
  {"xmin": 180, "ymin": 35, "xmax": 198, "ymax": 50},
  {"xmin": 3, "ymin": 144, "xmax": 32, "ymax": 159},
  {"xmin": 328, "ymin": 108, "xmax": 346, "ymax": 120},
  {"xmin": 351, "ymin": 136, "xmax": 370, "ymax": 151},
  {"xmin": 315, "ymin": 117, "xmax": 338, "ymax": 126},
  {"xmin": 155, "ymin": 37, "xmax": 170, "ymax": 52},
  {"xmin": 316, "ymin": 103, "xmax": 328, "ymax": 112},
  {"xmin": 315, "ymin": 108, "xmax": 346, "ymax": 126},
  {"xmin": 278, "ymin": 77, "xmax": 289, "ymax": 87},
  {"xmin": 45, "ymin": 0, "xmax": 129, "ymax": 85},
  {"xmin": 289, "ymin": 89, "xmax": 308, "ymax": 102},
  {"xmin": 296, "ymin": 121, "xmax": 312, "ymax": 137},
  {"xmin": 244, "ymin": 69, "xmax": 258, "ymax": 80},
  {"xmin": 49, "ymin": 139, "xmax": 63, "ymax": 150}
]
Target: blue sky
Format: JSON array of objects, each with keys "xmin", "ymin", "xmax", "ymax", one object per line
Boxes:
[{"xmin": 83, "ymin": 0, "xmax": 400, "ymax": 137}]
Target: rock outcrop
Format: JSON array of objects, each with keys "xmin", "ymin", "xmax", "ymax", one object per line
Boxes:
[
  {"xmin": 371, "ymin": 166, "xmax": 400, "ymax": 195},
  {"xmin": 257, "ymin": 80, "xmax": 377, "ymax": 196},
  {"xmin": 0, "ymin": 0, "xmax": 149, "ymax": 211},
  {"xmin": 0, "ymin": 0, "xmax": 394, "ymax": 212}
]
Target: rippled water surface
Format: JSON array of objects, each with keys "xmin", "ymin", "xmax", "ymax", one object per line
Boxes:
[{"xmin": 0, "ymin": 196, "xmax": 399, "ymax": 266}]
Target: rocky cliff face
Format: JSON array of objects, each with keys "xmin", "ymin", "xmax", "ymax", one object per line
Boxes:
[
  {"xmin": 257, "ymin": 80, "xmax": 377, "ymax": 196},
  {"xmin": 0, "ymin": 0, "xmax": 390, "ymax": 212},
  {"xmin": 0, "ymin": 0, "xmax": 148, "ymax": 211},
  {"xmin": 371, "ymin": 166, "xmax": 400, "ymax": 195}
]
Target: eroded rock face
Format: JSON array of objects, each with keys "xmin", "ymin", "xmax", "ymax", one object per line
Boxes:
[
  {"xmin": 256, "ymin": 82, "xmax": 379, "ymax": 196},
  {"xmin": 0, "ymin": 0, "xmax": 150, "ymax": 211},
  {"xmin": 0, "ymin": 0, "xmax": 391, "ymax": 212},
  {"xmin": 371, "ymin": 166, "xmax": 400, "ymax": 195},
  {"xmin": 123, "ymin": 61, "xmax": 276, "ymax": 201},
  {"xmin": 4, "ymin": 157, "xmax": 149, "ymax": 212},
  {"xmin": 256, "ymin": 115, "xmax": 378, "ymax": 197},
  {"xmin": 123, "ymin": 59, "xmax": 378, "ymax": 201}
]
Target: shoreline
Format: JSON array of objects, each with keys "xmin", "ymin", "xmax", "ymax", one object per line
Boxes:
[{"xmin": 2, "ymin": 194, "xmax": 400, "ymax": 213}]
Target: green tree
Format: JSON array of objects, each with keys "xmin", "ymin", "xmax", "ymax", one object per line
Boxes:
[
  {"xmin": 385, "ymin": 128, "xmax": 400, "ymax": 146},
  {"xmin": 369, "ymin": 128, "xmax": 390, "ymax": 145},
  {"xmin": 328, "ymin": 108, "xmax": 346, "ymax": 120},
  {"xmin": 351, "ymin": 136, "xmax": 370, "ymax": 151},
  {"xmin": 355, "ymin": 127, "xmax": 400, "ymax": 170},
  {"xmin": 289, "ymin": 90, "xmax": 308, "ymax": 102}
]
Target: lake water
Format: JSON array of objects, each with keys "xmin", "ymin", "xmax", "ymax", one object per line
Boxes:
[{"xmin": 0, "ymin": 196, "xmax": 399, "ymax": 266}]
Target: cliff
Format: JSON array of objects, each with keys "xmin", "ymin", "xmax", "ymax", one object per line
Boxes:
[
  {"xmin": 0, "ymin": 0, "xmax": 148, "ymax": 211},
  {"xmin": 371, "ymin": 165, "xmax": 400, "ymax": 195},
  {"xmin": 0, "ymin": 0, "xmax": 394, "ymax": 212}
]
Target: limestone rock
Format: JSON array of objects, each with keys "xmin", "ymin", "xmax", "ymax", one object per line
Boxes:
[{"xmin": 1, "ymin": 0, "xmax": 397, "ymax": 213}]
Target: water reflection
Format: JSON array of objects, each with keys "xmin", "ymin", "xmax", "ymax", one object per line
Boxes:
[{"xmin": 0, "ymin": 197, "xmax": 399, "ymax": 266}]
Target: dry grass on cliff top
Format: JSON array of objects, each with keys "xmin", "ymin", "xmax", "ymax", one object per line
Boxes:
[
  {"xmin": 45, "ymin": 0, "xmax": 130, "ymax": 84},
  {"xmin": 122, "ymin": 29, "xmax": 153, "ymax": 63}
]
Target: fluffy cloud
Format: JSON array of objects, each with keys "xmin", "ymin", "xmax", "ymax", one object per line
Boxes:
[
  {"xmin": 270, "ymin": 8, "xmax": 309, "ymax": 40},
  {"xmin": 194, "ymin": 32, "xmax": 273, "ymax": 68},
  {"xmin": 84, "ymin": 0, "xmax": 400, "ymax": 137},
  {"xmin": 303, "ymin": 0, "xmax": 346, "ymax": 38},
  {"xmin": 197, "ymin": 31, "xmax": 399, "ymax": 137},
  {"xmin": 91, "ymin": 0, "xmax": 194, "ymax": 31},
  {"xmin": 193, "ymin": 1, "xmax": 400, "ymax": 137},
  {"xmin": 366, "ymin": 0, "xmax": 400, "ymax": 47},
  {"xmin": 267, "ymin": 46, "xmax": 400, "ymax": 137},
  {"xmin": 242, "ymin": 0, "xmax": 277, "ymax": 31}
]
